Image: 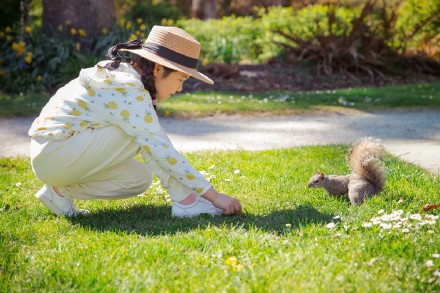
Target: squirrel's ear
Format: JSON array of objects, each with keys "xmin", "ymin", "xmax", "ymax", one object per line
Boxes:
[{"xmin": 319, "ymin": 172, "xmax": 325, "ymax": 178}]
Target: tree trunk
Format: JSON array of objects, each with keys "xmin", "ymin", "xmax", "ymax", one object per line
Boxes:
[
  {"xmin": 42, "ymin": 0, "xmax": 115, "ymax": 38},
  {"xmin": 192, "ymin": 0, "xmax": 216, "ymax": 19}
]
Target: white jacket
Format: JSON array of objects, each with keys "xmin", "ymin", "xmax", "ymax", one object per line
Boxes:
[{"xmin": 28, "ymin": 61, "xmax": 212, "ymax": 200}]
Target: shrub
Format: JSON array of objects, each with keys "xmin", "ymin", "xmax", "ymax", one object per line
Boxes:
[
  {"xmin": 261, "ymin": 0, "xmax": 440, "ymax": 80},
  {"xmin": 179, "ymin": 15, "xmax": 263, "ymax": 64}
]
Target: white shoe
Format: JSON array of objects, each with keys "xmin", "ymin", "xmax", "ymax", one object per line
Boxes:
[
  {"xmin": 172, "ymin": 197, "xmax": 224, "ymax": 218},
  {"xmin": 35, "ymin": 185, "xmax": 89, "ymax": 217}
]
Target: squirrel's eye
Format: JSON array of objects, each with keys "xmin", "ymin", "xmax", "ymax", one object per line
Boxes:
[{"xmin": 314, "ymin": 180, "xmax": 319, "ymax": 183}]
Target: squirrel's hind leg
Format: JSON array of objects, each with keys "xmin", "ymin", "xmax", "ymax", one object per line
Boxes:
[{"xmin": 347, "ymin": 180, "xmax": 376, "ymax": 205}]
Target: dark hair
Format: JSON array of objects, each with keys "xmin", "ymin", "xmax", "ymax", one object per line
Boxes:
[
  {"xmin": 103, "ymin": 39, "xmax": 176, "ymax": 111},
  {"xmin": 130, "ymin": 56, "xmax": 176, "ymax": 110}
]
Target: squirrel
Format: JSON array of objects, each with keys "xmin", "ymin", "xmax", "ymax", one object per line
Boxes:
[{"xmin": 307, "ymin": 137, "xmax": 386, "ymax": 205}]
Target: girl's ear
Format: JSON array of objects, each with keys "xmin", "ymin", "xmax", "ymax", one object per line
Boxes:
[{"xmin": 153, "ymin": 63, "xmax": 163, "ymax": 77}]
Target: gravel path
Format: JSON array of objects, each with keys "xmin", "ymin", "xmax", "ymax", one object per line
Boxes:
[{"xmin": 1, "ymin": 109, "xmax": 439, "ymax": 174}]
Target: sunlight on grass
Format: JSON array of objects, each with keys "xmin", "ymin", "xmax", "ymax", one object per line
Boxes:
[
  {"xmin": 1, "ymin": 146, "xmax": 439, "ymax": 291},
  {"xmin": 1, "ymin": 82, "xmax": 439, "ymax": 118}
]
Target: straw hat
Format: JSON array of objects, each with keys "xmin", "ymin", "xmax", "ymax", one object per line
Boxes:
[{"xmin": 121, "ymin": 25, "xmax": 213, "ymax": 85}]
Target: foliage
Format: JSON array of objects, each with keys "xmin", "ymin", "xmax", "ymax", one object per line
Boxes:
[
  {"xmin": 179, "ymin": 15, "xmax": 263, "ymax": 64},
  {"xmin": 1, "ymin": 150, "xmax": 439, "ymax": 291},
  {"xmin": 0, "ymin": 0, "xmax": 21, "ymax": 29},
  {"xmin": 259, "ymin": 0, "xmax": 440, "ymax": 80}
]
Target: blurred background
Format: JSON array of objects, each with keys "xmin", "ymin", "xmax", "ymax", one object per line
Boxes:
[{"xmin": 0, "ymin": 0, "xmax": 439, "ymax": 94}]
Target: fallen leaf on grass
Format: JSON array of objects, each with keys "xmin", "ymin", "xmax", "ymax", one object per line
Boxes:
[{"xmin": 423, "ymin": 204, "xmax": 440, "ymax": 212}]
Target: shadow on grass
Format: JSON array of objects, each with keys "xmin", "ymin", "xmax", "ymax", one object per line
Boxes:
[{"xmin": 67, "ymin": 203, "xmax": 335, "ymax": 236}]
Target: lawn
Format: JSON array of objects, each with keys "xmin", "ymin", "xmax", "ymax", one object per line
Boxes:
[
  {"xmin": 1, "ymin": 146, "xmax": 439, "ymax": 292},
  {"xmin": 1, "ymin": 82, "xmax": 439, "ymax": 118}
]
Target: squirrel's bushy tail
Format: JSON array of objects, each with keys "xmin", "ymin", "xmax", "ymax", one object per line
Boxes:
[{"xmin": 349, "ymin": 137, "xmax": 386, "ymax": 192}]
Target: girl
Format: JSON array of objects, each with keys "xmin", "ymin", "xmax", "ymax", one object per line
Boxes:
[{"xmin": 28, "ymin": 26, "xmax": 243, "ymax": 217}]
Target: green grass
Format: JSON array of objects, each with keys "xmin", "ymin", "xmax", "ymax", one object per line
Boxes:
[
  {"xmin": 1, "ymin": 147, "xmax": 439, "ymax": 292},
  {"xmin": 1, "ymin": 82, "xmax": 439, "ymax": 118},
  {"xmin": 160, "ymin": 82, "xmax": 440, "ymax": 118}
]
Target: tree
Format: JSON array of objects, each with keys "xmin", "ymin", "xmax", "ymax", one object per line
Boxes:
[
  {"xmin": 192, "ymin": 0, "xmax": 216, "ymax": 19},
  {"xmin": 42, "ymin": 0, "xmax": 115, "ymax": 38}
]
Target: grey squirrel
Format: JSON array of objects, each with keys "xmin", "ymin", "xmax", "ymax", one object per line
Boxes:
[{"xmin": 307, "ymin": 137, "xmax": 386, "ymax": 205}]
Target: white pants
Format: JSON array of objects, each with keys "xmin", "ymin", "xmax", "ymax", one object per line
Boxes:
[{"xmin": 30, "ymin": 126, "xmax": 153, "ymax": 200}]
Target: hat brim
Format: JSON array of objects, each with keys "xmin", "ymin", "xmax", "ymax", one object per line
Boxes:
[{"xmin": 120, "ymin": 48, "xmax": 213, "ymax": 85}]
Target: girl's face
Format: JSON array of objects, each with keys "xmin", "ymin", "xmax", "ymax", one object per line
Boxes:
[{"xmin": 153, "ymin": 64, "xmax": 190, "ymax": 101}]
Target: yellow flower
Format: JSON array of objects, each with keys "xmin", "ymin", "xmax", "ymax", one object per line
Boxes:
[
  {"xmin": 136, "ymin": 18, "xmax": 143, "ymax": 24},
  {"xmin": 225, "ymin": 257, "xmax": 238, "ymax": 266},
  {"xmin": 165, "ymin": 109, "xmax": 171, "ymax": 116},
  {"xmin": 76, "ymin": 42, "xmax": 81, "ymax": 52},
  {"xmin": 0, "ymin": 69, "xmax": 4, "ymax": 77},
  {"xmin": 119, "ymin": 19, "xmax": 125, "ymax": 27},
  {"xmin": 161, "ymin": 18, "xmax": 167, "ymax": 26},
  {"xmin": 167, "ymin": 19, "xmax": 174, "ymax": 26},
  {"xmin": 12, "ymin": 42, "xmax": 26, "ymax": 56},
  {"xmin": 128, "ymin": 34, "xmax": 137, "ymax": 41},
  {"xmin": 5, "ymin": 26, "xmax": 12, "ymax": 33},
  {"xmin": 58, "ymin": 24, "xmax": 63, "ymax": 32},
  {"xmin": 36, "ymin": 75, "xmax": 42, "ymax": 81},
  {"xmin": 135, "ymin": 30, "xmax": 142, "ymax": 37},
  {"xmin": 126, "ymin": 21, "xmax": 132, "ymax": 30},
  {"xmin": 25, "ymin": 26, "xmax": 32, "ymax": 34},
  {"xmin": 0, "ymin": 32, "xmax": 4, "ymax": 38},
  {"xmin": 70, "ymin": 28, "xmax": 77, "ymax": 35},
  {"xmin": 202, "ymin": 58, "xmax": 209, "ymax": 66},
  {"xmin": 6, "ymin": 35, "xmax": 13, "ymax": 42},
  {"xmin": 78, "ymin": 28, "xmax": 86, "ymax": 37},
  {"xmin": 65, "ymin": 20, "xmax": 71, "ymax": 26},
  {"xmin": 24, "ymin": 52, "xmax": 33, "ymax": 64},
  {"xmin": 102, "ymin": 27, "xmax": 109, "ymax": 35},
  {"xmin": 140, "ymin": 24, "xmax": 146, "ymax": 31}
]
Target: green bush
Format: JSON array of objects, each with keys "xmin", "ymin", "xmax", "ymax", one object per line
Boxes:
[{"xmin": 179, "ymin": 16, "xmax": 263, "ymax": 64}]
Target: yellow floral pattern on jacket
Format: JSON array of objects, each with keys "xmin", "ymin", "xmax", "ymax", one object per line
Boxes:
[{"xmin": 28, "ymin": 61, "xmax": 211, "ymax": 200}]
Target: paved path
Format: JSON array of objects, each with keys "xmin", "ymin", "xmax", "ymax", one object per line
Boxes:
[{"xmin": 1, "ymin": 109, "xmax": 439, "ymax": 174}]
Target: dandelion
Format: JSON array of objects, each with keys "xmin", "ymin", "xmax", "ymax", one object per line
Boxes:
[
  {"xmin": 137, "ymin": 18, "xmax": 143, "ymax": 24},
  {"xmin": 128, "ymin": 34, "xmax": 137, "ymax": 41},
  {"xmin": 12, "ymin": 42, "xmax": 26, "ymax": 56},
  {"xmin": 135, "ymin": 30, "xmax": 142, "ymax": 37},
  {"xmin": 225, "ymin": 256, "xmax": 238, "ymax": 266},
  {"xmin": 70, "ymin": 28, "xmax": 77, "ymax": 35},
  {"xmin": 161, "ymin": 18, "xmax": 168, "ymax": 26},
  {"xmin": 140, "ymin": 24, "xmax": 146, "ymax": 31},
  {"xmin": 25, "ymin": 26, "xmax": 32, "ymax": 34},
  {"xmin": 167, "ymin": 19, "xmax": 175, "ymax": 26}
]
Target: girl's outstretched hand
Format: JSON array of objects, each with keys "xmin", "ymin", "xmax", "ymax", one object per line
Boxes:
[{"xmin": 202, "ymin": 188, "xmax": 243, "ymax": 215}]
